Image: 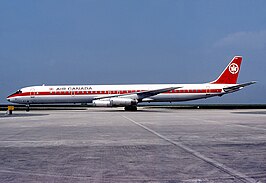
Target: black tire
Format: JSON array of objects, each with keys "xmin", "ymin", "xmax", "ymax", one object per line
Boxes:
[
  {"xmin": 26, "ymin": 105, "xmax": 30, "ymax": 112},
  {"xmin": 124, "ymin": 106, "xmax": 137, "ymax": 111}
]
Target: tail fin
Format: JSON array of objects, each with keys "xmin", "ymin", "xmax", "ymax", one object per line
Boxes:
[{"xmin": 211, "ymin": 56, "xmax": 242, "ymax": 84}]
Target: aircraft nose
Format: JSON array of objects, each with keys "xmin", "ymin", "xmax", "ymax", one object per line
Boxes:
[
  {"xmin": 7, "ymin": 96, "xmax": 12, "ymax": 102},
  {"xmin": 7, "ymin": 94, "xmax": 15, "ymax": 102}
]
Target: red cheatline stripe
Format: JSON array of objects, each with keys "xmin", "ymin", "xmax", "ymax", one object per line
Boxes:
[{"xmin": 9, "ymin": 89, "xmax": 223, "ymax": 98}]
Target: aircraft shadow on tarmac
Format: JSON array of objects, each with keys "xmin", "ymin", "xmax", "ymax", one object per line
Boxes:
[{"xmin": 87, "ymin": 108, "xmax": 174, "ymax": 113}]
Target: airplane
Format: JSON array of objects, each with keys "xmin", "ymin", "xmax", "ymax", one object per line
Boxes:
[{"xmin": 7, "ymin": 56, "xmax": 256, "ymax": 111}]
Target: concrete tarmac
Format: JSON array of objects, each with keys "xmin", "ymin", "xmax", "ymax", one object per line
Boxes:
[{"xmin": 0, "ymin": 108, "xmax": 265, "ymax": 182}]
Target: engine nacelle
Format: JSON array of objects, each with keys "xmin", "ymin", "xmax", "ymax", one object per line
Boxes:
[
  {"xmin": 92, "ymin": 100, "xmax": 112, "ymax": 107},
  {"xmin": 92, "ymin": 98, "xmax": 137, "ymax": 107}
]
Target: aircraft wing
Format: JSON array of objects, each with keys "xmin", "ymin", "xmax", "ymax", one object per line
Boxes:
[
  {"xmin": 223, "ymin": 81, "xmax": 256, "ymax": 93},
  {"xmin": 136, "ymin": 86, "xmax": 182, "ymax": 100},
  {"xmin": 94, "ymin": 86, "xmax": 182, "ymax": 101}
]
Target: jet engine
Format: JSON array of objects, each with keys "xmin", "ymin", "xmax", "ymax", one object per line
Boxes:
[{"xmin": 92, "ymin": 98, "xmax": 137, "ymax": 107}]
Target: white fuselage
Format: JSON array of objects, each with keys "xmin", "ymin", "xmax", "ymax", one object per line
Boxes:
[{"xmin": 7, "ymin": 83, "xmax": 233, "ymax": 104}]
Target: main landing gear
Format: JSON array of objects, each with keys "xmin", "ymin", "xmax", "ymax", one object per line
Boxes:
[
  {"xmin": 124, "ymin": 105, "xmax": 137, "ymax": 111},
  {"xmin": 26, "ymin": 104, "xmax": 30, "ymax": 112}
]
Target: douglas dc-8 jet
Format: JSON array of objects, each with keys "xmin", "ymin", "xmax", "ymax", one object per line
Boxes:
[{"xmin": 7, "ymin": 56, "xmax": 255, "ymax": 111}]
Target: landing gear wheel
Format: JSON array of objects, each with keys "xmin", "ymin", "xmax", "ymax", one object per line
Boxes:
[
  {"xmin": 124, "ymin": 106, "xmax": 137, "ymax": 111},
  {"xmin": 26, "ymin": 104, "xmax": 30, "ymax": 112}
]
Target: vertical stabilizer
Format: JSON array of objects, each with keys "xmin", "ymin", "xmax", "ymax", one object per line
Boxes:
[{"xmin": 211, "ymin": 56, "xmax": 242, "ymax": 84}]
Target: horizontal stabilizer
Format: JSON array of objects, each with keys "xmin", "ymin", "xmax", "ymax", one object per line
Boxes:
[{"xmin": 223, "ymin": 81, "xmax": 256, "ymax": 93}]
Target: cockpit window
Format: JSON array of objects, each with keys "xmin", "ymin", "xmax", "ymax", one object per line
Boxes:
[{"xmin": 13, "ymin": 90, "xmax": 22, "ymax": 95}]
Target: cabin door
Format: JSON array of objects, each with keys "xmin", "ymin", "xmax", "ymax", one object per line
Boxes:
[
  {"xmin": 71, "ymin": 89, "xmax": 75, "ymax": 97},
  {"xmin": 30, "ymin": 88, "xmax": 36, "ymax": 98},
  {"xmin": 206, "ymin": 86, "xmax": 210, "ymax": 95}
]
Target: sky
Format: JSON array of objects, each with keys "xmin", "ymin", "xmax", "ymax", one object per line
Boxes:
[{"xmin": 0, "ymin": 0, "xmax": 266, "ymax": 104}]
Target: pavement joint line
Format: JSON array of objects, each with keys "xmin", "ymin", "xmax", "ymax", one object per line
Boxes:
[
  {"xmin": 0, "ymin": 129, "xmax": 30, "ymax": 141},
  {"xmin": 121, "ymin": 115, "xmax": 259, "ymax": 183},
  {"xmin": 0, "ymin": 169, "xmax": 92, "ymax": 180},
  {"xmin": 229, "ymin": 124, "xmax": 266, "ymax": 131},
  {"xmin": 188, "ymin": 117, "xmax": 266, "ymax": 131},
  {"xmin": 0, "ymin": 169, "xmax": 240, "ymax": 182}
]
